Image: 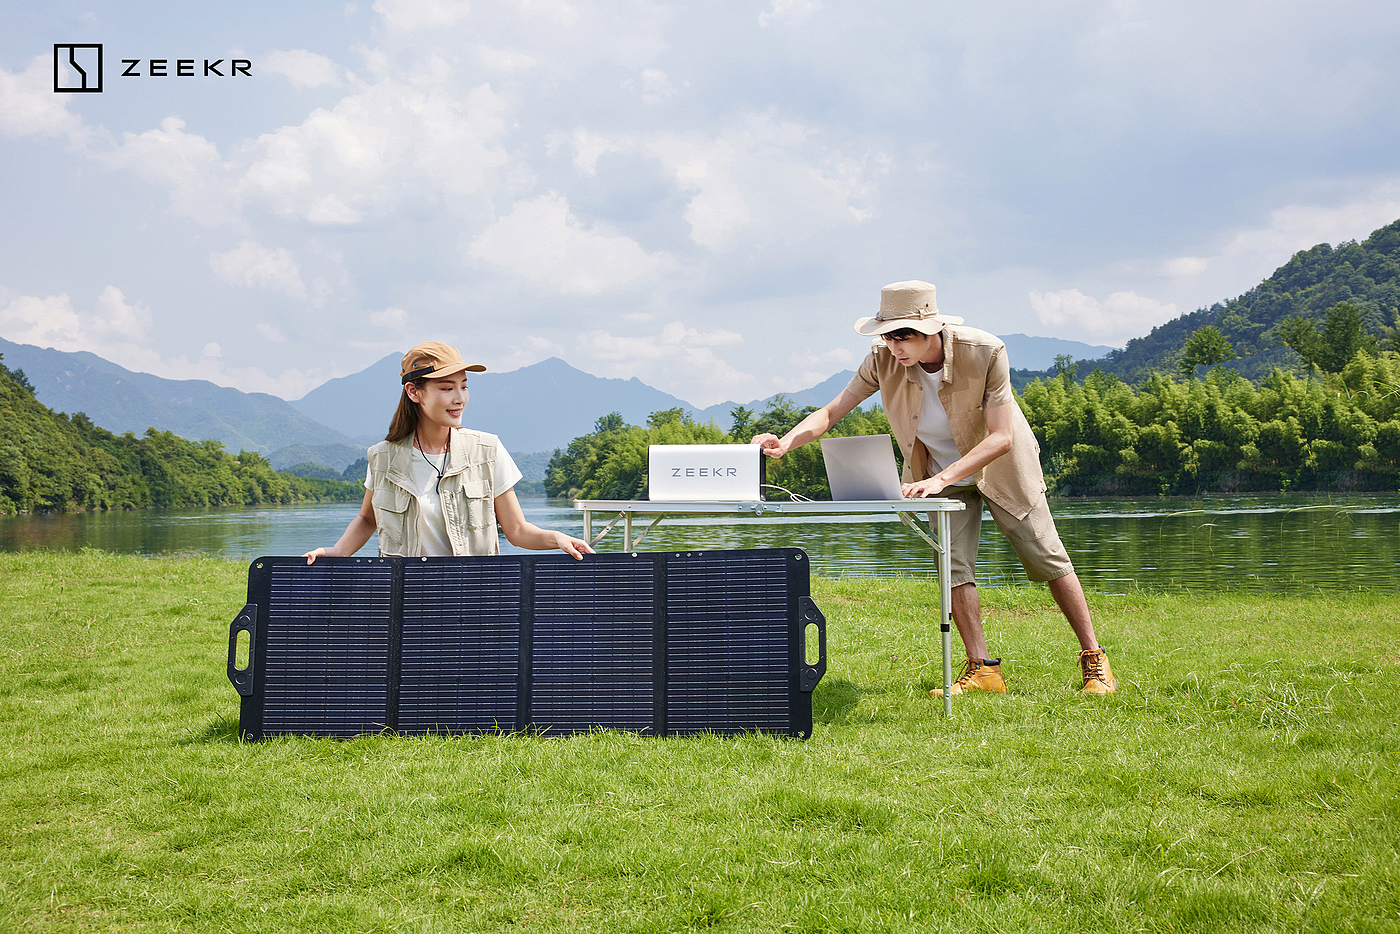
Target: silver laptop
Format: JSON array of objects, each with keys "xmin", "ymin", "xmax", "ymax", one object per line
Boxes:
[{"xmin": 821, "ymin": 435, "xmax": 904, "ymax": 501}]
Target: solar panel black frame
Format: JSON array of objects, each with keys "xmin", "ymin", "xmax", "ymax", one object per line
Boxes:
[{"xmin": 228, "ymin": 549, "xmax": 826, "ymax": 741}]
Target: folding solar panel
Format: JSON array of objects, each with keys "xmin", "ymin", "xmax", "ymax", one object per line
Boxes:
[{"xmin": 228, "ymin": 549, "xmax": 826, "ymax": 740}]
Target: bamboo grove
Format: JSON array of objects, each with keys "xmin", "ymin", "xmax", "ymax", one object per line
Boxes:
[{"xmin": 1022, "ymin": 351, "xmax": 1400, "ymax": 495}]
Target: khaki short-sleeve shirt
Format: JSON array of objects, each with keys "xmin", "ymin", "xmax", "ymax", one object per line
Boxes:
[{"xmin": 844, "ymin": 325, "xmax": 1046, "ymax": 520}]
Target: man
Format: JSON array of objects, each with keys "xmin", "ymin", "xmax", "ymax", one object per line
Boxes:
[{"xmin": 751, "ymin": 280, "xmax": 1116, "ymax": 696}]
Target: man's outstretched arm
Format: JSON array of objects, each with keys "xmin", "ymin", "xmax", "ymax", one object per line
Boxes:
[{"xmin": 750, "ymin": 389, "xmax": 865, "ymax": 458}]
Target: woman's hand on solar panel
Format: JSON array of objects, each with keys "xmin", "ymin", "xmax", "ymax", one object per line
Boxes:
[{"xmin": 550, "ymin": 531, "xmax": 595, "ymax": 560}]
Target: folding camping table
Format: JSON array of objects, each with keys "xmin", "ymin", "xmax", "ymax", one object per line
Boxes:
[{"xmin": 573, "ymin": 498, "xmax": 966, "ymax": 716}]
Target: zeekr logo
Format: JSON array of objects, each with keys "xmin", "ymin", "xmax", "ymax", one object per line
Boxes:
[
  {"xmin": 54, "ymin": 43, "xmax": 103, "ymax": 93},
  {"xmin": 52, "ymin": 43, "xmax": 252, "ymax": 93}
]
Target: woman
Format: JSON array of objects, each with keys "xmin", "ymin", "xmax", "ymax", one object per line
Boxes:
[{"xmin": 305, "ymin": 341, "xmax": 593, "ymax": 563}]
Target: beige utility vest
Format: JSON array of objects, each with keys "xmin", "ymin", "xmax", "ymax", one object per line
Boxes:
[
  {"xmin": 844, "ymin": 326, "xmax": 1047, "ymax": 520},
  {"xmin": 365, "ymin": 429, "xmax": 501, "ymax": 557}
]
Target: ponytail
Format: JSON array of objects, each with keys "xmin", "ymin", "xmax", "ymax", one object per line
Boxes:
[{"xmin": 385, "ymin": 380, "xmax": 425, "ymax": 443}]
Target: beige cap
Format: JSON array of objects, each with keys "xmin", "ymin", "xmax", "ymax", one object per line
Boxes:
[
  {"xmin": 854, "ymin": 280, "xmax": 964, "ymax": 336},
  {"xmin": 400, "ymin": 341, "xmax": 486, "ymax": 384}
]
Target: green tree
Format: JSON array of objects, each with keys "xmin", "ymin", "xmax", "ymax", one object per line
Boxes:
[
  {"xmin": 1052, "ymin": 354, "xmax": 1078, "ymax": 384},
  {"xmin": 727, "ymin": 405, "xmax": 755, "ymax": 442},
  {"xmin": 1177, "ymin": 325, "xmax": 1237, "ymax": 377},
  {"xmin": 1278, "ymin": 302, "xmax": 1380, "ymax": 373},
  {"xmin": 0, "ymin": 354, "xmax": 34, "ymax": 396},
  {"xmin": 646, "ymin": 407, "xmax": 692, "ymax": 429},
  {"xmin": 593, "ymin": 412, "xmax": 625, "ymax": 433}
]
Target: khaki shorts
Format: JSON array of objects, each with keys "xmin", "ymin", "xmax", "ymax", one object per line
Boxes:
[{"xmin": 936, "ymin": 487, "xmax": 1074, "ymax": 587}]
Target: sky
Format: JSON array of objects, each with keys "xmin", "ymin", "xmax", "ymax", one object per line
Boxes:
[{"xmin": 2, "ymin": 0, "xmax": 1400, "ymax": 408}]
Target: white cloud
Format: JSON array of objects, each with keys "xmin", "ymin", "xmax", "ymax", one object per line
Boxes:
[
  {"xmin": 256, "ymin": 324, "xmax": 286, "ymax": 342},
  {"xmin": 262, "ymin": 50, "xmax": 343, "ymax": 89},
  {"xmin": 574, "ymin": 321, "xmax": 758, "ymax": 406},
  {"xmin": 788, "ymin": 346, "xmax": 856, "ymax": 370},
  {"xmin": 478, "ymin": 46, "xmax": 537, "ymax": 71},
  {"xmin": 370, "ymin": 307, "xmax": 409, "ymax": 330},
  {"xmin": 549, "ymin": 128, "xmax": 624, "ymax": 175},
  {"xmin": 759, "ymin": 0, "xmax": 821, "ymax": 28},
  {"xmin": 0, "ymin": 56, "xmax": 88, "ymax": 142},
  {"xmin": 239, "ymin": 78, "xmax": 510, "ymax": 222},
  {"xmin": 781, "ymin": 347, "xmax": 858, "ymax": 392},
  {"xmin": 637, "ymin": 68, "xmax": 676, "ymax": 103},
  {"xmin": 0, "ymin": 286, "xmax": 153, "ymax": 354},
  {"xmin": 1212, "ymin": 194, "xmax": 1400, "ymax": 282},
  {"xmin": 467, "ymin": 193, "xmax": 668, "ymax": 294},
  {"xmin": 1029, "ymin": 289, "xmax": 1178, "ymax": 346},
  {"xmin": 514, "ymin": 0, "xmax": 580, "ymax": 28},
  {"xmin": 0, "ymin": 292, "xmax": 83, "ymax": 348},
  {"xmin": 1131, "ymin": 184, "xmax": 1400, "ymax": 313},
  {"xmin": 93, "ymin": 286, "xmax": 152, "ymax": 340},
  {"xmin": 659, "ymin": 321, "xmax": 743, "ymax": 347},
  {"xmin": 1160, "ymin": 256, "xmax": 1208, "ymax": 277},
  {"xmin": 563, "ymin": 116, "xmax": 882, "ymax": 250},
  {"xmin": 372, "ymin": 0, "xmax": 472, "ymax": 31},
  {"xmin": 0, "ymin": 287, "xmax": 334, "ymax": 398},
  {"xmin": 104, "ymin": 117, "xmax": 237, "ymax": 224},
  {"xmin": 310, "ymin": 278, "xmax": 333, "ymax": 307},
  {"xmin": 209, "ymin": 241, "xmax": 308, "ymax": 299}
]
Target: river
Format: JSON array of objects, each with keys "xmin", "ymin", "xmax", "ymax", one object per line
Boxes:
[{"xmin": 1, "ymin": 494, "xmax": 1396, "ymax": 593}]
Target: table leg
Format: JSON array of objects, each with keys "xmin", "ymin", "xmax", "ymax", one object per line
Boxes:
[
  {"xmin": 937, "ymin": 509, "xmax": 953, "ymax": 718},
  {"xmin": 624, "ymin": 513, "xmax": 633, "ymax": 551},
  {"xmin": 583, "ymin": 509, "xmax": 592, "ymax": 545}
]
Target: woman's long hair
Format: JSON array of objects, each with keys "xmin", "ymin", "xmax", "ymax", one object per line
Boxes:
[{"xmin": 385, "ymin": 379, "xmax": 426, "ymax": 443}]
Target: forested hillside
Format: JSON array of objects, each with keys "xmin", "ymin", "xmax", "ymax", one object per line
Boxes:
[
  {"xmin": 1062, "ymin": 218, "xmax": 1400, "ymax": 382},
  {"xmin": 0, "ymin": 357, "xmax": 362, "ymax": 514}
]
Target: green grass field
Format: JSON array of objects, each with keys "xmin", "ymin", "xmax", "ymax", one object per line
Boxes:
[{"xmin": 1, "ymin": 551, "xmax": 1396, "ymax": 933}]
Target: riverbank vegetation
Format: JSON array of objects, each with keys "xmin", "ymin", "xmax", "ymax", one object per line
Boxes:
[
  {"xmin": 2, "ymin": 550, "xmax": 1395, "ymax": 932},
  {"xmin": 547, "ymin": 348, "xmax": 1400, "ymax": 501},
  {"xmin": 545, "ymin": 401, "xmax": 899, "ymax": 500},
  {"xmin": 1022, "ymin": 350, "xmax": 1400, "ymax": 495},
  {"xmin": 0, "ymin": 359, "xmax": 362, "ymax": 514}
]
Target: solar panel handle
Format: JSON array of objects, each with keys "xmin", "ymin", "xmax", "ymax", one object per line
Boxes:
[
  {"xmin": 227, "ymin": 603, "xmax": 256, "ymax": 696},
  {"xmin": 798, "ymin": 596, "xmax": 826, "ymax": 692}
]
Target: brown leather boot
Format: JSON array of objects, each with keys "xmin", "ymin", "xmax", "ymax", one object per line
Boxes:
[
  {"xmin": 1079, "ymin": 647, "xmax": 1117, "ymax": 695},
  {"xmin": 930, "ymin": 657, "xmax": 1006, "ymax": 697}
]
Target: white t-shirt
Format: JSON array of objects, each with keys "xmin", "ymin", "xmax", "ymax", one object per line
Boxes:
[
  {"xmin": 914, "ymin": 365, "xmax": 976, "ymax": 489},
  {"xmin": 366, "ymin": 444, "xmax": 523, "ymax": 557}
]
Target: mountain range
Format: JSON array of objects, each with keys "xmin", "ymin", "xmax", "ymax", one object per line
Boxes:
[
  {"xmin": 0, "ymin": 333, "xmax": 1110, "ymax": 472},
  {"xmin": 6, "ymin": 217, "xmax": 1395, "ymax": 482}
]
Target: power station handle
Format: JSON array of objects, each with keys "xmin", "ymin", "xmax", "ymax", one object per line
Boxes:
[
  {"xmin": 227, "ymin": 603, "xmax": 256, "ymax": 696},
  {"xmin": 798, "ymin": 596, "xmax": 826, "ymax": 692}
]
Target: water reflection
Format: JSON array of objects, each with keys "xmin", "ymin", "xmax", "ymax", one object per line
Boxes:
[{"xmin": 1, "ymin": 494, "xmax": 1396, "ymax": 593}]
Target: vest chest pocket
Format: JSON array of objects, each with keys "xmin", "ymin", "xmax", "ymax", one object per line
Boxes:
[
  {"xmin": 371, "ymin": 486, "xmax": 413, "ymax": 547},
  {"xmin": 447, "ymin": 478, "xmax": 495, "ymax": 531}
]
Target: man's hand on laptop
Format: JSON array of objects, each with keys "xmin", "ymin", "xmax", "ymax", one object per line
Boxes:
[{"xmin": 902, "ymin": 476, "xmax": 948, "ymax": 498}]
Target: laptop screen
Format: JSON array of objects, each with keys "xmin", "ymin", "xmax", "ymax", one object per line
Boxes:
[{"xmin": 820, "ymin": 435, "xmax": 904, "ymax": 501}]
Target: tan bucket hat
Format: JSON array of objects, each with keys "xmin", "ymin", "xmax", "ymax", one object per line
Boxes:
[
  {"xmin": 400, "ymin": 341, "xmax": 486, "ymax": 384},
  {"xmin": 854, "ymin": 280, "xmax": 964, "ymax": 336}
]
